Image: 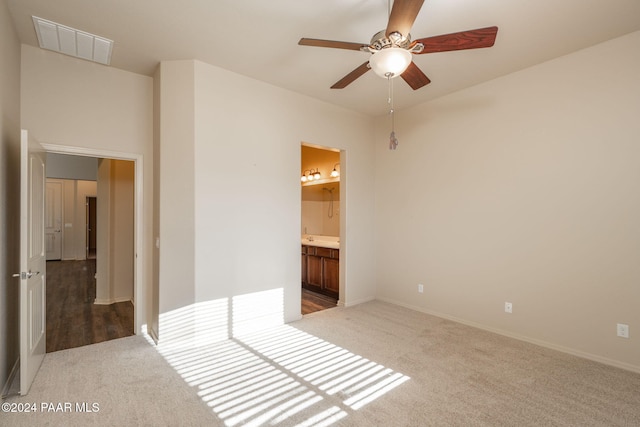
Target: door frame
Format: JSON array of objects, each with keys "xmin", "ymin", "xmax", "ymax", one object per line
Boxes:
[
  {"xmin": 86, "ymin": 196, "xmax": 97, "ymax": 259},
  {"xmin": 40, "ymin": 143, "xmax": 145, "ymax": 334},
  {"xmin": 44, "ymin": 179, "xmax": 63, "ymax": 261}
]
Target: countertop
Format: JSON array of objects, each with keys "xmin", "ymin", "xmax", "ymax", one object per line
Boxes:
[{"xmin": 301, "ymin": 235, "xmax": 339, "ymax": 249}]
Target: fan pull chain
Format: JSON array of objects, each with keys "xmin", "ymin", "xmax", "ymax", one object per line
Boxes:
[{"xmin": 388, "ymin": 74, "xmax": 399, "ymax": 150}]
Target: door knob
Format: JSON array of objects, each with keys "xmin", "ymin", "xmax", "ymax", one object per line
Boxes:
[{"xmin": 12, "ymin": 271, "xmax": 39, "ymax": 279}]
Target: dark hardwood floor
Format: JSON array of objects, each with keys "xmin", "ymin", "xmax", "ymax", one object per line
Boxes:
[
  {"xmin": 46, "ymin": 259, "xmax": 133, "ymax": 353},
  {"xmin": 301, "ymin": 288, "xmax": 337, "ymax": 315}
]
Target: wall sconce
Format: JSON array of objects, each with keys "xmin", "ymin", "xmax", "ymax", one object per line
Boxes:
[{"xmin": 330, "ymin": 163, "xmax": 340, "ymax": 178}]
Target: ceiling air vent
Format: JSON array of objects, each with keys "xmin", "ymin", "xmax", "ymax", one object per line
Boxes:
[{"xmin": 32, "ymin": 16, "xmax": 113, "ymax": 65}]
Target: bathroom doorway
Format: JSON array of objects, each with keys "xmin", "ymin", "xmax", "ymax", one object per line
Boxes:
[{"xmin": 300, "ymin": 144, "xmax": 342, "ymax": 314}]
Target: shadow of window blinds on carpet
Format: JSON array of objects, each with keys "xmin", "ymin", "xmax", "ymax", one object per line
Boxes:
[{"xmin": 145, "ymin": 288, "xmax": 410, "ymax": 426}]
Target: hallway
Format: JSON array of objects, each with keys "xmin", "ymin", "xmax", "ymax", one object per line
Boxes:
[{"xmin": 46, "ymin": 260, "xmax": 133, "ymax": 353}]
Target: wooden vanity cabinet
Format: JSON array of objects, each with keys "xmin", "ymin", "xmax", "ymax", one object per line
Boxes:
[
  {"xmin": 306, "ymin": 249, "xmax": 323, "ymax": 290},
  {"xmin": 301, "ymin": 245, "xmax": 339, "ymax": 298},
  {"xmin": 322, "ymin": 256, "xmax": 339, "ymax": 296}
]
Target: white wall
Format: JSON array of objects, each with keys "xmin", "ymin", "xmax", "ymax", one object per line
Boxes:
[
  {"xmin": 96, "ymin": 160, "xmax": 111, "ymax": 304},
  {"xmin": 374, "ymin": 31, "xmax": 640, "ymax": 372},
  {"xmin": 150, "ymin": 65, "xmax": 161, "ymax": 340},
  {"xmin": 157, "ymin": 61, "xmax": 195, "ymax": 316},
  {"xmin": 21, "ymin": 45, "xmax": 153, "ymax": 333},
  {"xmin": 301, "ymin": 186, "xmax": 340, "ymax": 236},
  {"xmin": 95, "ymin": 159, "xmax": 134, "ymax": 304},
  {"xmin": 110, "ymin": 160, "xmax": 135, "ymax": 303},
  {"xmin": 46, "ymin": 153, "xmax": 98, "ymax": 181},
  {"xmin": 156, "ymin": 59, "xmax": 376, "ymax": 338},
  {"xmin": 193, "ymin": 60, "xmax": 376, "ymax": 320},
  {"xmin": 0, "ymin": 0, "xmax": 21, "ymax": 393}
]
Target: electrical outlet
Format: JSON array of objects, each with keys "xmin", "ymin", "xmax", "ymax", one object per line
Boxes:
[
  {"xmin": 418, "ymin": 284, "xmax": 424, "ymax": 293},
  {"xmin": 617, "ymin": 323, "xmax": 629, "ymax": 338},
  {"xmin": 504, "ymin": 302, "xmax": 513, "ymax": 313}
]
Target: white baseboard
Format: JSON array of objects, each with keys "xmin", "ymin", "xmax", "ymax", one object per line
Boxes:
[
  {"xmin": 94, "ymin": 297, "xmax": 133, "ymax": 305},
  {"xmin": 376, "ymin": 297, "xmax": 640, "ymax": 375},
  {"xmin": 343, "ymin": 295, "xmax": 375, "ymax": 307},
  {"xmin": 145, "ymin": 325, "xmax": 159, "ymax": 345},
  {"xmin": 1, "ymin": 357, "xmax": 19, "ymax": 398}
]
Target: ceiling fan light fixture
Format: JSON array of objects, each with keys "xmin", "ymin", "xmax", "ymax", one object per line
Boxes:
[{"xmin": 369, "ymin": 47, "xmax": 412, "ymax": 79}]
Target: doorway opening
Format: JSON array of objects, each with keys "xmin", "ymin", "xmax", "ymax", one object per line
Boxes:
[
  {"xmin": 42, "ymin": 145, "xmax": 142, "ymax": 352},
  {"xmin": 300, "ymin": 144, "xmax": 343, "ymax": 315}
]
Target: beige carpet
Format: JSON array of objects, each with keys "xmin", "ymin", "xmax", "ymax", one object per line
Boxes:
[{"xmin": 4, "ymin": 300, "xmax": 640, "ymax": 426}]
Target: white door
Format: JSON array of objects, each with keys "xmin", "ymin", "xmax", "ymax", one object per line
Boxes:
[
  {"xmin": 45, "ymin": 180, "xmax": 63, "ymax": 260},
  {"xmin": 18, "ymin": 129, "xmax": 46, "ymax": 395}
]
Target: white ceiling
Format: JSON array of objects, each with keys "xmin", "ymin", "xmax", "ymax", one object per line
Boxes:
[{"xmin": 7, "ymin": 0, "xmax": 640, "ymax": 116}]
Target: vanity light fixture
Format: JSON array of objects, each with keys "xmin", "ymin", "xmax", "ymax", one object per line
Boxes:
[
  {"xmin": 330, "ymin": 163, "xmax": 340, "ymax": 178},
  {"xmin": 301, "ymin": 168, "xmax": 322, "ymax": 182}
]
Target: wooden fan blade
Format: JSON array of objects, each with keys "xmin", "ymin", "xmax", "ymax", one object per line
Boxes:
[
  {"xmin": 401, "ymin": 61, "xmax": 431, "ymax": 90},
  {"xmin": 331, "ymin": 62, "xmax": 370, "ymax": 89},
  {"xmin": 299, "ymin": 38, "xmax": 368, "ymax": 51},
  {"xmin": 415, "ymin": 26, "xmax": 498, "ymax": 54},
  {"xmin": 386, "ymin": 0, "xmax": 425, "ymax": 38}
]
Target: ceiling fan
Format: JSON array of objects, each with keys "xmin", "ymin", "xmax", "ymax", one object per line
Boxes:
[{"xmin": 298, "ymin": 0, "xmax": 498, "ymax": 90}]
